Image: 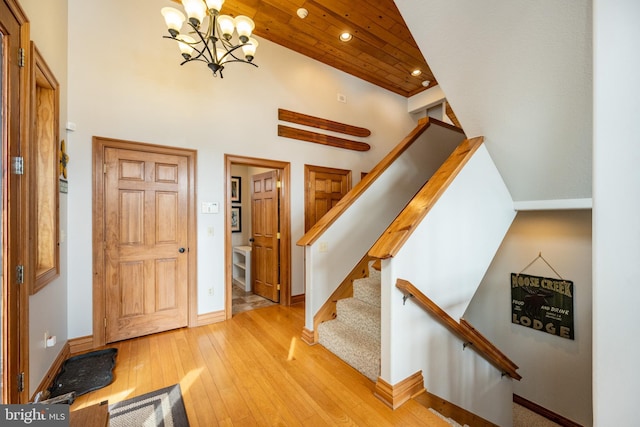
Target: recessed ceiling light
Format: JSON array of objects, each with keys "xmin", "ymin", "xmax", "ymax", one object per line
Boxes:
[
  {"xmin": 421, "ymin": 80, "xmax": 431, "ymax": 87},
  {"xmin": 411, "ymin": 69, "xmax": 422, "ymax": 77},
  {"xmin": 339, "ymin": 32, "xmax": 353, "ymax": 42},
  {"xmin": 296, "ymin": 8, "xmax": 308, "ymax": 19}
]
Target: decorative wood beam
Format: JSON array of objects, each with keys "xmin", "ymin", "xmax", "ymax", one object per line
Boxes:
[
  {"xmin": 278, "ymin": 125, "xmax": 371, "ymax": 152},
  {"xmin": 278, "ymin": 108, "xmax": 371, "ymax": 137}
]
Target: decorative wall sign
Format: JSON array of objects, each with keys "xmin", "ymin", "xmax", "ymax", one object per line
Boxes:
[{"xmin": 511, "ymin": 272, "xmax": 574, "ymax": 340}]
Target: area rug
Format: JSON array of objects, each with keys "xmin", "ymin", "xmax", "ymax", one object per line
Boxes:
[
  {"xmin": 49, "ymin": 348, "xmax": 117, "ymax": 398},
  {"xmin": 109, "ymin": 384, "xmax": 189, "ymax": 427}
]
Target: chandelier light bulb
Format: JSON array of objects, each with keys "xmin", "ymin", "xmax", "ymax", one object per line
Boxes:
[
  {"xmin": 234, "ymin": 15, "xmax": 255, "ymax": 43},
  {"xmin": 242, "ymin": 37, "xmax": 259, "ymax": 62},
  {"xmin": 176, "ymin": 35, "xmax": 196, "ymax": 59},
  {"xmin": 182, "ymin": 0, "xmax": 207, "ymax": 26},
  {"xmin": 161, "ymin": 7, "xmax": 186, "ymax": 37},
  {"xmin": 217, "ymin": 15, "xmax": 235, "ymax": 40},
  {"xmin": 205, "ymin": 0, "xmax": 225, "ymax": 14}
]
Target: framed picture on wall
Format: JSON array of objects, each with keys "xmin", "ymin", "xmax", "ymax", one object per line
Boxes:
[
  {"xmin": 231, "ymin": 176, "xmax": 241, "ymax": 203},
  {"xmin": 231, "ymin": 206, "xmax": 241, "ymax": 233}
]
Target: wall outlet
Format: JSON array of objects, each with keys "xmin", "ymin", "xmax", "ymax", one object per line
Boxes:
[{"xmin": 208, "ymin": 288, "xmax": 214, "ymax": 296}]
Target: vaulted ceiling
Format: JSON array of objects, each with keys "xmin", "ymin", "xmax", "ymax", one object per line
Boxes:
[{"xmin": 175, "ymin": 0, "xmax": 436, "ymax": 97}]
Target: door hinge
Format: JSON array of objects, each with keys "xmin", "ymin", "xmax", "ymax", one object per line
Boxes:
[
  {"xmin": 18, "ymin": 48, "xmax": 25, "ymax": 68},
  {"xmin": 16, "ymin": 265, "xmax": 24, "ymax": 285},
  {"xmin": 103, "ymin": 163, "xmax": 107, "ymax": 174},
  {"xmin": 12, "ymin": 156, "xmax": 24, "ymax": 175},
  {"xmin": 17, "ymin": 372, "xmax": 24, "ymax": 393},
  {"xmin": 277, "ymin": 232, "xmax": 280, "ymax": 239},
  {"xmin": 276, "ymin": 180, "xmax": 281, "ymax": 189},
  {"xmin": 277, "ymin": 284, "xmax": 281, "ymax": 291},
  {"xmin": 104, "ymin": 317, "xmax": 107, "ymax": 329}
]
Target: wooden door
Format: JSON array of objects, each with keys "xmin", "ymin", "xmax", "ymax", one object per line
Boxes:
[
  {"xmin": 103, "ymin": 147, "xmax": 189, "ymax": 342},
  {"xmin": 1, "ymin": 0, "xmax": 29, "ymax": 403},
  {"xmin": 251, "ymin": 170, "xmax": 280, "ymax": 302},
  {"xmin": 304, "ymin": 165, "xmax": 351, "ymax": 232}
]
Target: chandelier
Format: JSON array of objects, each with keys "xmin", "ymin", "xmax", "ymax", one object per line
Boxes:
[{"xmin": 161, "ymin": 0, "xmax": 258, "ymax": 78}]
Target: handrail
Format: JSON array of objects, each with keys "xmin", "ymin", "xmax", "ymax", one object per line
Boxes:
[
  {"xmin": 297, "ymin": 116, "xmax": 439, "ymax": 246},
  {"xmin": 369, "ymin": 136, "xmax": 483, "ymax": 259},
  {"xmin": 396, "ymin": 279, "xmax": 521, "ymax": 380}
]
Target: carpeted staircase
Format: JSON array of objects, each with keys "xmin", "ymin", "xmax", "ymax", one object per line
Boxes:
[{"xmin": 318, "ymin": 262, "xmax": 381, "ymax": 381}]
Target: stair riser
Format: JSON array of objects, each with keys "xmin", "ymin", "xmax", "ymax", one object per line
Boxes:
[{"xmin": 353, "ymin": 277, "xmax": 381, "ymax": 307}]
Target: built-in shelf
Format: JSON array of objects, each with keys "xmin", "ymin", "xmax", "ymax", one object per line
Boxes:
[{"xmin": 233, "ymin": 245, "xmax": 252, "ymax": 292}]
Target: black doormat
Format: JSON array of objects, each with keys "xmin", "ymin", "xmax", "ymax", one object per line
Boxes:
[{"xmin": 49, "ymin": 348, "xmax": 117, "ymax": 398}]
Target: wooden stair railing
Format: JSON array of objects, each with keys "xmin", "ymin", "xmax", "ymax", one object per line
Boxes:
[
  {"xmin": 297, "ymin": 117, "xmax": 450, "ymax": 247},
  {"xmin": 369, "ymin": 136, "xmax": 483, "ymax": 259},
  {"xmin": 396, "ymin": 279, "xmax": 521, "ymax": 380}
]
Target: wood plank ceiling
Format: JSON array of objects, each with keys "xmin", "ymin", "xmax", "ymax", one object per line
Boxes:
[{"xmin": 175, "ymin": 0, "xmax": 436, "ymax": 97}]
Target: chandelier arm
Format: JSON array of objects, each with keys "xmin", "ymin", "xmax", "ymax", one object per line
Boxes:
[
  {"xmin": 217, "ymin": 43, "xmax": 251, "ymax": 64},
  {"xmin": 187, "ymin": 21, "xmax": 216, "ymax": 64}
]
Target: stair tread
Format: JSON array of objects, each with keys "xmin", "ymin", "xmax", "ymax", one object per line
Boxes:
[{"xmin": 336, "ymin": 298, "xmax": 380, "ymax": 339}]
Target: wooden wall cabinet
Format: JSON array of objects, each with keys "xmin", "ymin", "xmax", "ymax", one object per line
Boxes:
[{"xmin": 29, "ymin": 42, "xmax": 60, "ymax": 294}]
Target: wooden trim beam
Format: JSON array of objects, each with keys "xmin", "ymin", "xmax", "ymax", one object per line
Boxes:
[
  {"xmin": 278, "ymin": 108, "xmax": 371, "ymax": 137},
  {"xmin": 278, "ymin": 125, "xmax": 371, "ymax": 151},
  {"xmin": 396, "ymin": 279, "xmax": 521, "ymax": 380}
]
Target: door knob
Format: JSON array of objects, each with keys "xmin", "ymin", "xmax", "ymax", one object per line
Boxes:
[
  {"xmin": 178, "ymin": 247, "xmax": 186, "ymax": 253},
  {"xmin": 249, "ymin": 238, "xmax": 255, "ymax": 242}
]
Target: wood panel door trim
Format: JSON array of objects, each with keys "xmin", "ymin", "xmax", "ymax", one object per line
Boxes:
[
  {"xmin": 224, "ymin": 155, "xmax": 291, "ymax": 319},
  {"xmin": 93, "ymin": 136, "xmax": 197, "ymax": 347}
]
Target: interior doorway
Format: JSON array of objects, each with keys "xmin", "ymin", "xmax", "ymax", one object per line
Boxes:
[{"xmin": 224, "ymin": 155, "xmax": 291, "ymax": 318}]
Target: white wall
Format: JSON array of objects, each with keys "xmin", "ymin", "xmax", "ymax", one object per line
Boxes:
[
  {"xmin": 383, "ymin": 145, "xmax": 515, "ymax": 426},
  {"xmin": 593, "ymin": 0, "xmax": 640, "ymax": 424},
  {"xmin": 19, "ymin": 0, "xmax": 69, "ymax": 395},
  {"xmin": 396, "ymin": 0, "xmax": 592, "ymax": 202},
  {"xmin": 464, "ymin": 210, "xmax": 592, "ymax": 426},
  {"xmin": 65, "ymin": 0, "xmax": 416, "ymax": 337}
]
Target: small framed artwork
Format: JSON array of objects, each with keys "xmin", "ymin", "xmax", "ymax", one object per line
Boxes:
[
  {"xmin": 231, "ymin": 176, "xmax": 241, "ymax": 203},
  {"xmin": 231, "ymin": 206, "xmax": 242, "ymax": 233}
]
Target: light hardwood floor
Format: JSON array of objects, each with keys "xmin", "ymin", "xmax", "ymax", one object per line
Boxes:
[{"xmin": 70, "ymin": 303, "xmax": 449, "ymax": 426}]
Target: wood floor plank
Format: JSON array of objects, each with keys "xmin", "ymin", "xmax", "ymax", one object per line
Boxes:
[{"xmin": 69, "ymin": 304, "xmax": 444, "ymax": 425}]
